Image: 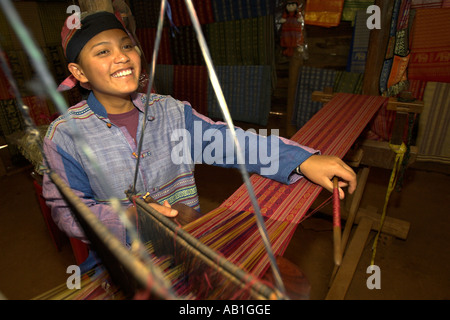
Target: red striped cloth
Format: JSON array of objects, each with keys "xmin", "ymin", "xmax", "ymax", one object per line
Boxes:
[
  {"xmin": 135, "ymin": 27, "xmax": 173, "ymax": 65},
  {"xmin": 168, "ymin": 0, "xmax": 214, "ymax": 26},
  {"xmin": 409, "ymin": 8, "xmax": 450, "ymax": 82},
  {"xmin": 173, "ymin": 65, "xmax": 208, "ymax": 115},
  {"xmin": 184, "ymin": 93, "xmax": 388, "ymax": 277}
]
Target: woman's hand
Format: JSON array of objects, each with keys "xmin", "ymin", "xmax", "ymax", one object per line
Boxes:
[
  {"xmin": 127, "ymin": 200, "xmax": 178, "ymax": 223},
  {"xmin": 299, "ymin": 155, "xmax": 357, "ymax": 199}
]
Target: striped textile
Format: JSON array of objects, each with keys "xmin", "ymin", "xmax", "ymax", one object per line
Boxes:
[
  {"xmin": 0, "ymin": 64, "xmax": 13, "ymax": 100},
  {"xmin": 43, "ymin": 45, "xmax": 70, "ymax": 85},
  {"xmin": 0, "ymin": 8, "xmax": 15, "ymax": 50},
  {"xmin": 207, "ymin": 65, "xmax": 272, "ymax": 125},
  {"xmin": 411, "ymin": 0, "xmax": 446, "ymax": 8},
  {"xmin": 416, "ymin": 82, "xmax": 450, "ymax": 164},
  {"xmin": 305, "ymin": 0, "xmax": 345, "ymax": 27},
  {"xmin": 22, "ymin": 96, "xmax": 52, "ymax": 126},
  {"xmin": 408, "ymin": 79, "xmax": 427, "ymax": 100},
  {"xmin": 135, "ymin": 27, "xmax": 173, "ymax": 65},
  {"xmin": 409, "ymin": 8, "xmax": 450, "ymax": 82},
  {"xmin": 185, "ymin": 93, "xmax": 388, "ymax": 277},
  {"xmin": 168, "ymin": 0, "xmax": 214, "ymax": 26},
  {"xmin": 173, "ymin": 65, "xmax": 208, "ymax": 115},
  {"xmin": 169, "ymin": 26, "xmax": 204, "ymax": 66},
  {"xmin": 341, "ymin": 0, "xmax": 375, "ymax": 23},
  {"xmin": 37, "ymin": 2, "xmax": 68, "ymax": 46},
  {"xmin": 210, "ymin": 0, "xmax": 274, "ymax": 22},
  {"xmin": 9, "ymin": 2, "xmax": 47, "ymax": 50},
  {"xmin": 154, "ymin": 64, "xmax": 174, "ymax": 96},
  {"xmin": 207, "ymin": 15, "xmax": 275, "ymax": 66},
  {"xmin": 129, "ymin": 0, "xmax": 160, "ymax": 28},
  {"xmin": 333, "ymin": 71, "xmax": 364, "ymax": 94},
  {"xmin": 292, "ymin": 66, "xmax": 337, "ymax": 129},
  {"xmin": 5, "ymin": 50, "xmax": 33, "ymax": 97},
  {"xmin": 347, "ymin": 10, "xmax": 371, "ymax": 74},
  {"xmin": 0, "ymin": 99, "xmax": 24, "ymax": 137}
]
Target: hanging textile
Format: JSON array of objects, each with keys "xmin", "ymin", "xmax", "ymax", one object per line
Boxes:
[
  {"xmin": 416, "ymin": 82, "xmax": 450, "ymax": 164},
  {"xmin": 169, "ymin": 26, "xmax": 204, "ymax": 66},
  {"xmin": 129, "ymin": 0, "xmax": 161, "ymax": 28},
  {"xmin": 207, "ymin": 65, "xmax": 272, "ymax": 125},
  {"xmin": 409, "ymin": 8, "xmax": 450, "ymax": 82},
  {"xmin": 173, "ymin": 65, "xmax": 208, "ymax": 115},
  {"xmin": 411, "ymin": 0, "xmax": 446, "ymax": 8},
  {"xmin": 135, "ymin": 27, "xmax": 173, "ymax": 65},
  {"xmin": 341, "ymin": 0, "xmax": 375, "ymax": 24},
  {"xmin": 304, "ymin": 0, "xmax": 345, "ymax": 27},
  {"xmin": 379, "ymin": 0, "xmax": 413, "ymax": 96},
  {"xmin": 347, "ymin": 10, "xmax": 371, "ymax": 74},
  {"xmin": 167, "ymin": 0, "xmax": 214, "ymax": 26},
  {"xmin": 154, "ymin": 64, "xmax": 174, "ymax": 95},
  {"xmin": 210, "ymin": 0, "xmax": 274, "ymax": 22},
  {"xmin": 207, "ymin": 15, "xmax": 275, "ymax": 66},
  {"xmin": 292, "ymin": 66, "xmax": 337, "ymax": 129}
]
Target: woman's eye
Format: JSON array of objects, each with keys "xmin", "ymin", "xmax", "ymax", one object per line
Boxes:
[{"xmin": 97, "ymin": 50, "xmax": 109, "ymax": 56}]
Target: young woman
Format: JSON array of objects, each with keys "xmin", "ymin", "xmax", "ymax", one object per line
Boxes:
[{"xmin": 43, "ymin": 11, "xmax": 356, "ymax": 253}]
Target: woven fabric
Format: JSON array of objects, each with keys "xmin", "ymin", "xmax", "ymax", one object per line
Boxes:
[
  {"xmin": 130, "ymin": 0, "xmax": 161, "ymax": 28},
  {"xmin": 169, "ymin": 26, "xmax": 204, "ymax": 66},
  {"xmin": 411, "ymin": 0, "xmax": 445, "ymax": 8},
  {"xmin": 10, "ymin": 2, "xmax": 47, "ymax": 50},
  {"xmin": 416, "ymin": 82, "xmax": 450, "ymax": 163},
  {"xmin": 347, "ymin": 10, "xmax": 371, "ymax": 73},
  {"xmin": 5, "ymin": 50, "xmax": 33, "ymax": 97},
  {"xmin": 341, "ymin": 0, "xmax": 375, "ymax": 23},
  {"xmin": 334, "ymin": 71, "xmax": 364, "ymax": 94},
  {"xmin": 210, "ymin": 0, "xmax": 274, "ymax": 22},
  {"xmin": 38, "ymin": 2, "xmax": 68, "ymax": 46},
  {"xmin": 222, "ymin": 94, "xmax": 388, "ymax": 221},
  {"xmin": 154, "ymin": 64, "xmax": 174, "ymax": 95},
  {"xmin": 207, "ymin": 16, "xmax": 274, "ymax": 66},
  {"xmin": 168, "ymin": 0, "xmax": 214, "ymax": 26},
  {"xmin": 304, "ymin": 0, "xmax": 345, "ymax": 27},
  {"xmin": 173, "ymin": 65, "xmax": 208, "ymax": 115},
  {"xmin": 0, "ymin": 99, "xmax": 24, "ymax": 137},
  {"xmin": 22, "ymin": 96, "xmax": 52, "ymax": 126},
  {"xmin": 409, "ymin": 8, "xmax": 450, "ymax": 82},
  {"xmin": 207, "ymin": 65, "xmax": 272, "ymax": 125},
  {"xmin": 292, "ymin": 66, "xmax": 336, "ymax": 129},
  {"xmin": 135, "ymin": 27, "xmax": 173, "ymax": 65}
]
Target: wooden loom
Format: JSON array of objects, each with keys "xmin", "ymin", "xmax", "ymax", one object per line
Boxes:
[
  {"xmin": 34, "ymin": 92, "xmax": 400, "ymax": 300},
  {"xmin": 310, "ymin": 89, "xmax": 423, "ymax": 299},
  {"xmin": 27, "ymin": 0, "xmax": 421, "ymax": 301}
]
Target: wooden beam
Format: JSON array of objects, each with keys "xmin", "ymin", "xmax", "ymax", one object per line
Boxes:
[
  {"xmin": 362, "ymin": 0, "xmax": 395, "ymax": 95},
  {"xmin": 313, "ymin": 202, "xmax": 410, "ymax": 240},
  {"xmin": 325, "ymin": 217, "xmax": 373, "ymax": 300}
]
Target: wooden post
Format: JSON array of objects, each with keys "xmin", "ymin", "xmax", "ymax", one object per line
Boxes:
[{"xmin": 362, "ymin": 0, "xmax": 395, "ymax": 95}]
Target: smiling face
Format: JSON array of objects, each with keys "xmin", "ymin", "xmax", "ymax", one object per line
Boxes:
[{"xmin": 68, "ymin": 28, "xmax": 141, "ymax": 101}]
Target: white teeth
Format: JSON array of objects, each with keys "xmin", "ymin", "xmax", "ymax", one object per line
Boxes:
[{"xmin": 112, "ymin": 69, "xmax": 132, "ymax": 78}]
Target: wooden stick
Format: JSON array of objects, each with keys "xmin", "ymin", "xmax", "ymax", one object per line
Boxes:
[{"xmin": 333, "ymin": 177, "xmax": 342, "ymax": 266}]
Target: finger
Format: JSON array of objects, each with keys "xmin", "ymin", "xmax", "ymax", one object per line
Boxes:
[
  {"xmin": 163, "ymin": 200, "xmax": 172, "ymax": 208},
  {"xmin": 149, "ymin": 203, "xmax": 178, "ymax": 217}
]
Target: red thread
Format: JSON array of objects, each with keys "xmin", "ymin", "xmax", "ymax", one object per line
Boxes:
[{"xmin": 333, "ymin": 185, "xmax": 341, "ymax": 228}]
